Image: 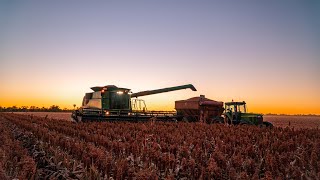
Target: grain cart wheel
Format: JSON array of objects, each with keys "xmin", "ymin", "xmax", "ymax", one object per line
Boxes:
[
  {"xmin": 172, "ymin": 118, "xmax": 178, "ymax": 123},
  {"xmin": 182, "ymin": 116, "xmax": 189, "ymax": 122},
  {"xmin": 182, "ymin": 116, "xmax": 196, "ymax": 122},
  {"xmin": 216, "ymin": 117, "xmax": 225, "ymax": 123},
  {"xmin": 210, "ymin": 117, "xmax": 224, "ymax": 124}
]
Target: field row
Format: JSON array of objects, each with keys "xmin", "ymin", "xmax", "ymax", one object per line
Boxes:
[{"xmin": 0, "ymin": 113, "xmax": 319, "ymax": 179}]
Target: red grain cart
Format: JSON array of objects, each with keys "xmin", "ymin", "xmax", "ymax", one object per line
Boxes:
[{"xmin": 175, "ymin": 95, "xmax": 224, "ymax": 123}]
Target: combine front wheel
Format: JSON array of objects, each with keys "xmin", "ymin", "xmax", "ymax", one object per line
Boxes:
[
  {"xmin": 70, "ymin": 117, "xmax": 76, "ymax": 123},
  {"xmin": 77, "ymin": 116, "xmax": 83, "ymax": 122}
]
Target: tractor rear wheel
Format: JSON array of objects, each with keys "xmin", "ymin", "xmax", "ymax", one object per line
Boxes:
[
  {"xmin": 239, "ymin": 122, "xmax": 249, "ymax": 126},
  {"xmin": 262, "ymin": 121, "xmax": 273, "ymax": 128}
]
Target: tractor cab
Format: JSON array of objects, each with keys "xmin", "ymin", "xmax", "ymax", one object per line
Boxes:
[
  {"xmin": 225, "ymin": 101, "xmax": 247, "ymax": 113},
  {"xmin": 224, "ymin": 101, "xmax": 246, "ymax": 123}
]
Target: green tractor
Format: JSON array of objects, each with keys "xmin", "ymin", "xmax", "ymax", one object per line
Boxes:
[{"xmin": 224, "ymin": 101, "xmax": 273, "ymax": 127}]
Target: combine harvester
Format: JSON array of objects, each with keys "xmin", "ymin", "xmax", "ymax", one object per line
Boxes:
[
  {"xmin": 72, "ymin": 84, "xmax": 273, "ymax": 127},
  {"xmin": 72, "ymin": 84, "xmax": 196, "ymax": 122}
]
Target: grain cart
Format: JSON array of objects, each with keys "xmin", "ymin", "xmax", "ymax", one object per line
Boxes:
[
  {"xmin": 71, "ymin": 84, "xmax": 197, "ymax": 122},
  {"xmin": 175, "ymin": 95, "xmax": 224, "ymax": 123},
  {"xmin": 224, "ymin": 101, "xmax": 273, "ymax": 127}
]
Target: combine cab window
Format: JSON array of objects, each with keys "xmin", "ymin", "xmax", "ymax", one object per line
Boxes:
[{"xmin": 110, "ymin": 92, "xmax": 130, "ymax": 110}]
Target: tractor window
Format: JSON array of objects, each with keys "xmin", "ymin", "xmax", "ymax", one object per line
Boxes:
[
  {"xmin": 226, "ymin": 105, "xmax": 233, "ymax": 113},
  {"xmin": 238, "ymin": 105, "xmax": 246, "ymax": 113}
]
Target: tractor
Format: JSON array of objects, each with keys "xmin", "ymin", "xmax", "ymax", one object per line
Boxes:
[{"xmin": 224, "ymin": 101, "xmax": 273, "ymax": 127}]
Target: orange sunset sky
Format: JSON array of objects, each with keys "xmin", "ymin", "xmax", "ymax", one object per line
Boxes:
[{"xmin": 1, "ymin": 1, "xmax": 319, "ymax": 115}]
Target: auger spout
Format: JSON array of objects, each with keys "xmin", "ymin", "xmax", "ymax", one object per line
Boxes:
[{"xmin": 131, "ymin": 84, "xmax": 197, "ymax": 98}]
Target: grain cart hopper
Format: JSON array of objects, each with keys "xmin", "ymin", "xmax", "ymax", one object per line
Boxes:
[
  {"xmin": 224, "ymin": 101, "xmax": 273, "ymax": 127},
  {"xmin": 175, "ymin": 95, "xmax": 224, "ymax": 123},
  {"xmin": 72, "ymin": 84, "xmax": 197, "ymax": 122}
]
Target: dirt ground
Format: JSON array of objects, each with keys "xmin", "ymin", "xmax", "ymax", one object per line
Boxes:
[{"xmin": 264, "ymin": 115, "xmax": 320, "ymax": 129}]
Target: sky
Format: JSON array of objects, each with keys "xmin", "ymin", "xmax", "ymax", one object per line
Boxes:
[{"xmin": 0, "ymin": 0, "xmax": 319, "ymax": 114}]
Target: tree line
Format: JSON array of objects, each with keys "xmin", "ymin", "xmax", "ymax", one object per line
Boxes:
[{"xmin": 0, "ymin": 105, "xmax": 74, "ymax": 112}]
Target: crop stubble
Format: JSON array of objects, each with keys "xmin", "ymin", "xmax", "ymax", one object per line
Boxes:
[{"xmin": 0, "ymin": 113, "xmax": 319, "ymax": 179}]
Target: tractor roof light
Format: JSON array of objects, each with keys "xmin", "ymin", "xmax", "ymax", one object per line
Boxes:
[{"xmin": 117, "ymin": 91, "xmax": 124, "ymax": 95}]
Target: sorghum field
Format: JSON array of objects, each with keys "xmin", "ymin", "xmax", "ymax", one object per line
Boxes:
[{"xmin": 0, "ymin": 113, "xmax": 319, "ymax": 179}]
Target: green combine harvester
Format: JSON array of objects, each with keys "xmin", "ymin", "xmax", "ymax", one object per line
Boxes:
[
  {"xmin": 72, "ymin": 84, "xmax": 197, "ymax": 122},
  {"xmin": 72, "ymin": 84, "xmax": 273, "ymax": 127}
]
